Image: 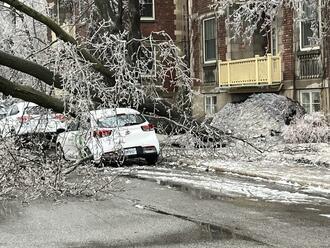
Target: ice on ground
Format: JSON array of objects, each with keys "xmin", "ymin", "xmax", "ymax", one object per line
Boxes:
[{"xmin": 110, "ymin": 167, "xmax": 330, "ymax": 205}]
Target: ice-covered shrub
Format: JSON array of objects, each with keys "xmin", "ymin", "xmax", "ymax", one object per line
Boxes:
[{"xmin": 282, "ymin": 113, "xmax": 330, "ymax": 143}]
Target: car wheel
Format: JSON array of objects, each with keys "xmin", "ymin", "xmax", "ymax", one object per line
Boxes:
[{"xmin": 145, "ymin": 154, "xmax": 159, "ymax": 165}]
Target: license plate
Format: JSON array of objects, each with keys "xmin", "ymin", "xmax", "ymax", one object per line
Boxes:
[{"xmin": 124, "ymin": 148, "xmax": 137, "ymax": 156}]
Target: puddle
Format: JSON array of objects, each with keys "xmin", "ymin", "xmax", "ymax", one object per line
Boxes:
[
  {"xmin": 135, "ymin": 203, "xmax": 261, "ymax": 243},
  {"xmin": 126, "ymin": 174, "xmax": 228, "ymax": 201},
  {"xmin": 65, "ymin": 222, "xmax": 262, "ymax": 248},
  {"xmin": 158, "ymin": 180, "xmax": 228, "ymax": 201}
]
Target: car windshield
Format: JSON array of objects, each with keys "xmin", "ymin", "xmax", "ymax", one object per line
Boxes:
[
  {"xmin": 24, "ymin": 106, "xmax": 50, "ymax": 115},
  {"xmin": 97, "ymin": 114, "xmax": 146, "ymax": 128},
  {"xmin": 0, "ymin": 107, "xmax": 6, "ymax": 114}
]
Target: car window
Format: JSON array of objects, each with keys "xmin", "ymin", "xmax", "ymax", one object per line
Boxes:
[
  {"xmin": 97, "ymin": 114, "xmax": 146, "ymax": 128},
  {"xmin": 9, "ymin": 105, "xmax": 19, "ymax": 116},
  {"xmin": 25, "ymin": 106, "xmax": 49, "ymax": 115},
  {"xmin": 67, "ymin": 120, "xmax": 80, "ymax": 131},
  {"xmin": 0, "ymin": 107, "xmax": 6, "ymax": 115}
]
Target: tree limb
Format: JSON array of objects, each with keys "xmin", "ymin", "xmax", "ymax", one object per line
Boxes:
[
  {"xmin": 0, "ymin": 50, "xmax": 63, "ymax": 89},
  {"xmin": 0, "ymin": 0, "xmax": 115, "ymax": 84},
  {"xmin": 0, "ymin": 75, "xmax": 65, "ymax": 113}
]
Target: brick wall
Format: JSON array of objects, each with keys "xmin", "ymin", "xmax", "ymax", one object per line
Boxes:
[
  {"xmin": 282, "ymin": 7, "xmax": 294, "ymax": 81},
  {"xmin": 140, "ymin": 0, "xmax": 176, "ymax": 40},
  {"xmin": 191, "ymin": 0, "xmax": 227, "ymax": 86}
]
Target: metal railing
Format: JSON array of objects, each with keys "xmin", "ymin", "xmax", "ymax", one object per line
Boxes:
[{"xmin": 297, "ymin": 51, "xmax": 322, "ymax": 79}]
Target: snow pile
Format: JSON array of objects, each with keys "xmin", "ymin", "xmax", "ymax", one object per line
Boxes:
[
  {"xmin": 211, "ymin": 93, "xmax": 305, "ymax": 142},
  {"xmin": 282, "ymin": 113, "xmax": 330, "ymax": 143}
]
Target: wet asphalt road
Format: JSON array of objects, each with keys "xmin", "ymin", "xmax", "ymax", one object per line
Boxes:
[{"xmin": 0, "ymin": 164, "xmax": 329, "ymax": 247}]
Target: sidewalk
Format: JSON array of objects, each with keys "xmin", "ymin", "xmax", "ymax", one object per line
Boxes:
[
  {"xmin": 198, "ymin": 143, "xmax": 330, "ymax": 196},
  {"xmin": 204, "ymin": 160, "xmax": 330, "ymax": 191}
]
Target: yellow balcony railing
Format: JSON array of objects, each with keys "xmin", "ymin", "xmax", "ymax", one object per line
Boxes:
[{"xmin": 219, "ymin": 54, "xmax": 282, "ymax": 87}]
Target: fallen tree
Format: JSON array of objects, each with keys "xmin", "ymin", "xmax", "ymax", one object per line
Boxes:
[{"xmin": 0, "ymin": 0, "xmax": 225, "ymax": 144}]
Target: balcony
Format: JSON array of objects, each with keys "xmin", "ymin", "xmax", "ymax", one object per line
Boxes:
[
  {"xmin": 297, "ymin": 50, "xmax": 322, "ymax": 80},
  {"xmin": 219, "ymin": 54, "xmax": 282, "ymax": 88}
]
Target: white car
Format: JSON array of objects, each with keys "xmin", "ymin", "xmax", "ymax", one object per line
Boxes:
[
  {"xmin": 56, "ymin": 108, "xmax": 160, "ymax": 165},
  {"xmin": 0, "ymin": 102, "xmax": 66, "ymax": 137}
]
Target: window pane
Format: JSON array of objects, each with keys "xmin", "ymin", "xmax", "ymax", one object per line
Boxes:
[
  {"xmin": 203, "ymin": 67, "xmax": 216, "ymax": 83},
  {"xmin": 212, "ymin": 96, "xmax": 217, "ymax": 105},
  {"xmin": 301, "ymin": 21, "xmax": 314, "ymax": 48},
  {"xmin": 205, "ymin": 19, "xmax": 215, "ymax": 40},
  {"xmin": 205, "ymin": 96, "xmax": 217, "ymax": 114},
  {"xmin": 312, "ymin": 92, "xmax": 320, "ymax": 104},
  {"xmin": 206, "ymin": 97, "xmax": 211, "ymax": 105},
  {"xmin": 205, "ymin": 39, "xmax": 216, "ymax": 61},
  {"xmin": 204, "ymin": 19, "xmax": 216, "ymax": 61},
  {"xmin": 301, "ymin": 92, "xmax": 310, "ymax": 104},
  {"xmin": 302, "ymin": 103, "xmax": 310, "ymax": 113},
  {"xmin": 141, "ymin": 0, "xmax": 153, "ymax": 18},
  {"xmin": 312, "ymin": 104, "xmax": 320, "ymax": 112},
  {"xmin": 300, "ymin": 3, "xmax": 319, "ymax": 49},
  {"xmin": 271, "ymin": 26, "xmax": 277, "ymax": 55}
]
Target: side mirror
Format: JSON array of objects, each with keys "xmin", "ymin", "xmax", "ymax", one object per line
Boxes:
[{"xmin": 56, "ymin": 128, "xmax": 66, "ymax": 134}]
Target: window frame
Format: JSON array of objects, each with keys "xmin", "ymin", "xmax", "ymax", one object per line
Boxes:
[
  {"xmin": 299, "ymin": 1, "xmax": 321, "ymax": 51},
  {"xmin": 204, "ymin": 95, "xmax": 217, "ymax": 115},
  {"xmin": 202, "ymin": 17, "xmax": 217, "ymax": 64},
  {"xmin": 141, "ymin": 0, "xmax": 155, "ymax": 21},
  {"xmin": 299, "ymin": 90, "xmax": 321, "ymax": 113}
]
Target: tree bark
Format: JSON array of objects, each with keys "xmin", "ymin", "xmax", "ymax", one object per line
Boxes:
[
  {"xmin": 0, "ymin": 75, "xmax": 64, "ymax": 113},
  {"xmin": 0, "ymin": 50, "xmax": 63, "ymax": 89}
]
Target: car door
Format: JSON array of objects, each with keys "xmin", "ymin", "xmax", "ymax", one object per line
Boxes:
[
  {"xmin": 58, "ymin": 120, "xmax": 83, "ymax": 160},
  {"xmin": 0, "ymin": 105, "xmax": 19, "ymax": 136}
]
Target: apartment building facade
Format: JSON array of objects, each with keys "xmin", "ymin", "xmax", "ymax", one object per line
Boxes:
[
  {"xmin": 46, "ymin": 0, "xmax": 188, "ymax": 95},
  {"xmin": 190, "ymin": 0, "xmax": 330, "ymax": 119}
]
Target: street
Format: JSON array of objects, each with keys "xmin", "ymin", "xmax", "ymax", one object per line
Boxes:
[{"xmin": 0, "ymin": 163, "xmax": 329, "ymax": 248}]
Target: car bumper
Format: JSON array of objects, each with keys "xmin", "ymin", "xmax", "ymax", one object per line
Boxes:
[{"xmin": 101, "ymin": 146, "xmax": 158, "ymax": 161}]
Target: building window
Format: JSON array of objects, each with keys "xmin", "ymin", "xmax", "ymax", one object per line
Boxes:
[
  {"xmin": 203, "ymin": 66, "xmax": 217, "ymax": 84},
  {"xmin": 141, "ymin": 0, "xmax": 155, "ymax": 21},
  {"xmin": 205, "ymin": 95, "xmax": 217, "ymax": 115},
  {"xmin": 300, "ymin": 90, "xmax": 321, "ymax": 113},
  {"xmin": 299, "ymin": 2, "xmax": 320, "ymax": 50},
  {"xmin": 271, "ymin": 19, "xmax": 278, "ymax": 56},
  {"xmin": 203, "ymin": 18, "xmax": 217, "ymax": 63},
  {"xmin": 139, "ymin": 46, "xmax": 157, "ymax": 78}
]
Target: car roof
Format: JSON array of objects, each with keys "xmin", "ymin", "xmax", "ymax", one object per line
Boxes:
[
  {"xmin": 90, "ymin": 108, "xmax": 140, "ymax": 119},
  {"xmin": 13, "ymin": 102, "xmax": 38, "ymax": 110}
]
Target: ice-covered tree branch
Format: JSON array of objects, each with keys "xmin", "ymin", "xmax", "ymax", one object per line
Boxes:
[{"xmin": 210, "ymin": 0, "xmax": 324, "ymax": 42}]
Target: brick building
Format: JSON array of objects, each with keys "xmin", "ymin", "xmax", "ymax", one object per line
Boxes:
[
  {"xmin": 46, "ymin": 1, "xmax": 330, "ymax": 118},
  {"xmin": 47, "ymin": 0, "xmax": 188, "ymax": 95},
  {"xmin": 190, "ymin": 1, "xmax": 330, "ymax": 119}
]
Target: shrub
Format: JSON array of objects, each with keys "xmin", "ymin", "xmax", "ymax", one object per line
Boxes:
[{"xmin": 282, "ymin": 113, "xmax": 330, "ymax": 143}]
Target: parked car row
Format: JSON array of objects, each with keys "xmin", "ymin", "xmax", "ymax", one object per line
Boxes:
[
  {"xmin": 0, "ymin": 101, "xmax": 160, "ymax": 165},
  {"xmin": 0, "ymin": 102, "xmax": 66, "ymax": 138}
]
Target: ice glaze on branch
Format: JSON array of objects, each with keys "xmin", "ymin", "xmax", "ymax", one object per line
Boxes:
[
  {"xmin": 0, "ymin": 50, "xmax": 63, "ymax": 89},
  {"xmin": 0, "ymin": 0, "xmax": 115, "ymax": 83},
  {"xmin": 210, "ymin": 0, "xmax": 321, "ymax": 41},
  {"xmin": 0, "ymin": 75, "xmax": 65, "ymax": 113}
]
